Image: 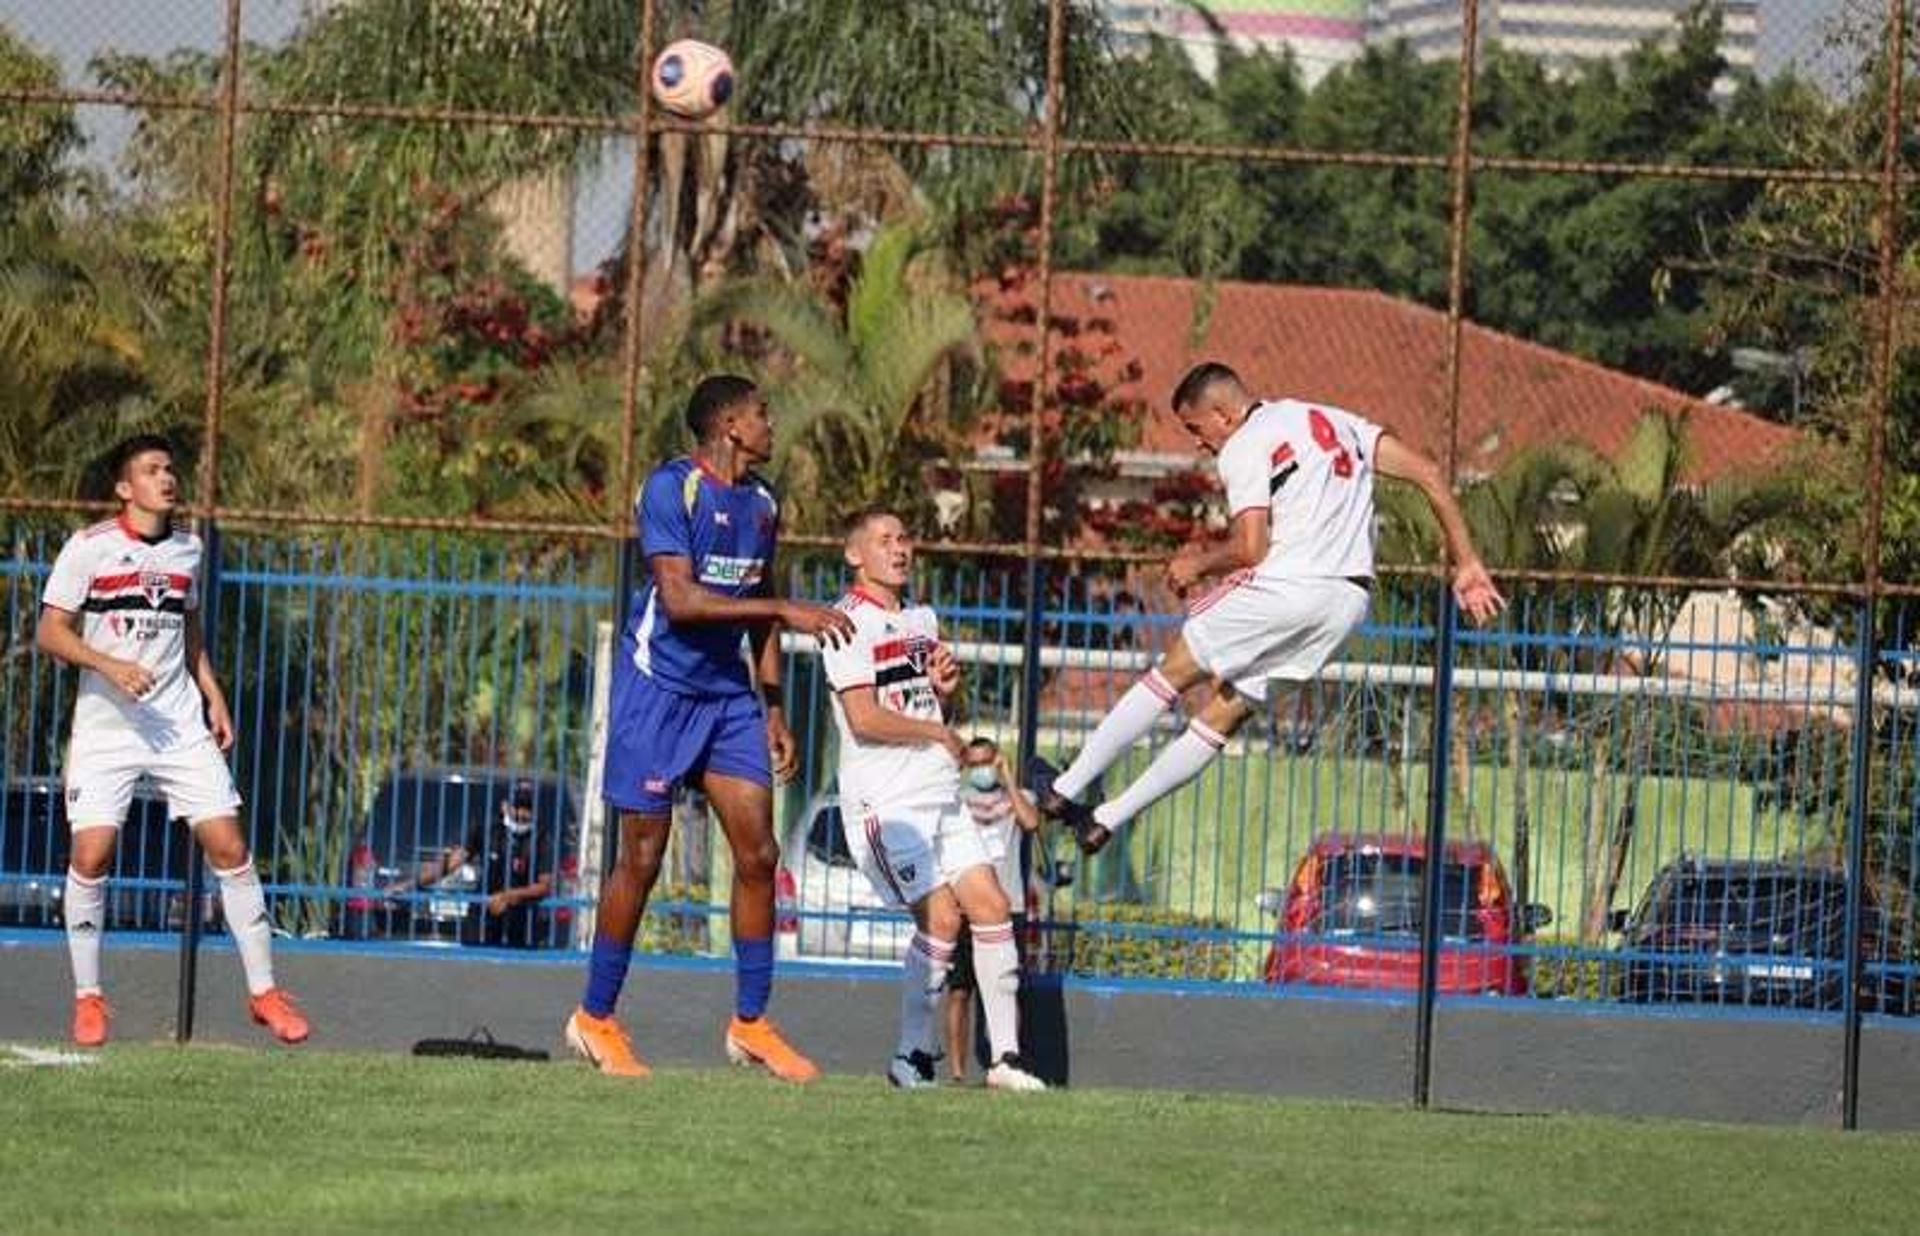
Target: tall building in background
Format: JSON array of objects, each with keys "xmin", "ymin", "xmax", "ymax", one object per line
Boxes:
[
  {"xmin": 1367, "ymin": 1, "xmax": 1759, "ymax": 76},
  {"xmin": 1106, "ymin": 2, "xmax": 1369, "ymax": 83}
]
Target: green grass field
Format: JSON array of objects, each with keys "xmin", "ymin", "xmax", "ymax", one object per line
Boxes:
[{"xmin": 6, "ymin": 1046, "xmax": 1918, "ymax": 1235}]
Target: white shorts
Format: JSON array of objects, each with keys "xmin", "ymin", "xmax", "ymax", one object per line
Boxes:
[
  {"xmin": 64, "ymin": 734, "xmax": 242, "ymax": 830},
  {"xmin": 844, "ymin": 799, "xmax": 991, "ymax": 909},
  {"xmin": 1183, "ymin": 574, "xmax": 1370, "ymax": 702}
]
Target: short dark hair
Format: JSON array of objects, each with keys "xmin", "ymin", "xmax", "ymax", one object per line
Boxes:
[
  {"xmin": 106, "ymin": 434, "xmax": 176, "ymax": 483},
  {"xmin": 1170, "ymin": 362, "xmax": 1241, "ymax": 413},
  {"xmin": 965, "ymin": 736, "xmax": 997, "ymax": 754},
  {"xmin": 685, "ymin": 374, "xmax": 759, "ymax": 440},
  {"xmin": 843, "ymin": 505, "xmax": 898, "ymax": 542}
]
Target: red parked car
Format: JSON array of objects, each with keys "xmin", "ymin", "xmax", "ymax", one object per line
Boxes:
[{"xmin": 1261, "ymin": 832, "xmax": 1551, "ymax": 996}]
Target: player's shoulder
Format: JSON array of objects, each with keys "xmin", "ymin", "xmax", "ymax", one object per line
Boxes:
[
  {"xmin": 741, "ymin": 469, "xmax": 779, "ymax": 504},
  {"xmin": 78, "ymin": 517, "xmax": 120, "ymax": 541}
]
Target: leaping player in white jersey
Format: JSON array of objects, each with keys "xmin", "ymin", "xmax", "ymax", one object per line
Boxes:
[
  {"xmin": 36, "ymin": 435, "xmax": 309, "ymax": 1047},
  {"xmin": 820, "ymin": 509, "xmax": 1046, "ymax": 1092},
  {"xmin": 1030, "ymin": 362, "xmax": 1506, "ymax": 854}
]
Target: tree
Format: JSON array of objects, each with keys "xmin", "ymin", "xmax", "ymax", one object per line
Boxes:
[{"xmin": 694, "ymin": 221, "xmax": 980, "ymax": 531}]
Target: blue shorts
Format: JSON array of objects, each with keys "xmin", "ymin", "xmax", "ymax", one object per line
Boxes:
[{"xmin": 602, "ymin": 673, "xmax": 771, "ymax": 815}]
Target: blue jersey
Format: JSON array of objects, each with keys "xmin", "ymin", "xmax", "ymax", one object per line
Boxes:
[{"xmin": 624, "ymin": 456, "xmax": 780, "ymax": 698}]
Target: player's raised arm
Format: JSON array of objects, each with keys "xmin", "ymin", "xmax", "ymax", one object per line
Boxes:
[
  {"xmin": 650, "ymin": 554, "xmax": 853, "ymax": 645},
  {"xmin": 837, "ymin": 687, "xmax": 966, "ymax": 765},
  {"xmin": 36, "ymin": 604, "xmax": 156, "ymax": 699},
  {"xmin": 1167, "ymin": 508, "xmax": 1270, "ymax": 596},
  {"xmin": 1372, "ymin": 433, "xmax": 1506, "ymax": 625}
]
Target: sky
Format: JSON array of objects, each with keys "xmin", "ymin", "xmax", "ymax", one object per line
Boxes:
[{"xmin": 0, "ymin": 1, "xmax": 1868, "ymax": 277}]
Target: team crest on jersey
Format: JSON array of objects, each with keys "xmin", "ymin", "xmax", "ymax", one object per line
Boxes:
[
  {"xmin": 714, "ymin": 511, "xmax": 730, "ymax": 527},
  {"xmin": 141, "ymin": 571, "xmax": 171, "ymax": 608}
]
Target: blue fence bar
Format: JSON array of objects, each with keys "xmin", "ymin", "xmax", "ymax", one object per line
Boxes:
[{"xmin": 3, "ymin": 519, "xmax": 1918, "ymax": 1029}]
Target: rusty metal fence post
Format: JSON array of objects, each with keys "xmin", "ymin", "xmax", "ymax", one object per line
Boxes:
[
  {"xmin": 1841, "ymin": 0, "xmax": 1908, "ymax": 1133},
  {"xmin": 1413, "ymin": 0, "xmax": 1482, "ymax": 1111}
]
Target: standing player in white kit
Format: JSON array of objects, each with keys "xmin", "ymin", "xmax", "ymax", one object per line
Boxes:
[
  {"xmin": 1031, "ymin": 362, "xmax": 1507, "ymax": 853},
  {"xmin": 36, "ymin": 435, "xmax": 309, "ymax": 1047},
  {"xmin": 819, "ymin": 509, "xmax": 1045, "ymax": 1092}
]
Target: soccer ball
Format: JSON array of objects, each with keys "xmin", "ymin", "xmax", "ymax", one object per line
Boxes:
[{"xmin": 650, "ymin": 39, "xmax": 734, "ymax": 120}]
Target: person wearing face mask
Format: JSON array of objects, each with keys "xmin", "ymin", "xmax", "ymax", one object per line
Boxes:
[
  {"xmin": 944, "ymin": 738, "xmax": 1042, "ymax": 1084},
  {"xmin": 406, "ymin": 780, "xmax": 556, "ymax": 948}
]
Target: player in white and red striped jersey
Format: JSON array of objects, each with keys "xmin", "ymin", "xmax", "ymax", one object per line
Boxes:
[
  {"xmin": 35, "ymin": 435, "xmax": 309, "ymax": 1047},
  {"xmin": 1031, "ymin": 362, "xmax": 1506, "ymax": 854},
  {"xmin": 819, "ymin": 510, "xmax": 1045, "ymax": 1092}
]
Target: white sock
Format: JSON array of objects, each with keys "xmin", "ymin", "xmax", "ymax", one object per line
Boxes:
[
  {"xmin": 213, "ymin": 860, "xmax": 277, "ymax": 996},
  {"xmin": 1056, "ymin": 669, "xmax": 1178, "ymax": 801},
  {"xmin": 969, "ymin": 921, "xmax": 1021, "ymax": 1062},
  {"xmin": 64, "ymin": 869, "xmax": 106, "ymax": 997},
  {"xmin": 1092, "ymin": 720, "xmax": 1229, "ymax": 831},
  {"xmin": 899, "ymin": 932, "xmax": 954, "ymax": 1058}
]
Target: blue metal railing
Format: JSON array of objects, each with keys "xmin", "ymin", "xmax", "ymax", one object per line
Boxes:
[{"xmin": 4, "ymin": 520, "xmax": 1917, "ymax": 1026}]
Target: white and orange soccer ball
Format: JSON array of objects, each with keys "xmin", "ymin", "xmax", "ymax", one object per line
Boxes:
[{"xmin": 650, "ymin": 39, "xmax": 735, "ymax": 120}]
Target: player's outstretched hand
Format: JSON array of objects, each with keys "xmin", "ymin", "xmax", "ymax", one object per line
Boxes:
[
  {"xmin": 102, "ymin": 657, "xmax": 156, "ymax": 701},
  {"xmin": 928, "ymin": 642, "xmax": 962, "ymax": 698},
  {"xmin": 782, "ymin": 600, "xmax": 856, "ymax": 649},
  {"xmin": 1452, "ymin": 559, "xmax": 1507, "ymax": 627}
]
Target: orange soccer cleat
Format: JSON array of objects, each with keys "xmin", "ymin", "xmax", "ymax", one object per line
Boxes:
[
  {"xmin": 248, "ymin": 988, "xmax": 311, "ymax": 1044},
  {"xmin": 564, "ymin": 1007, "xmax": 651, "ymax": 1078},
  {"xmin": 71, "ymin": 993, "xmax": 110, "ymax": 1048},
  {"xmin": 724, "ymin": 1016, "xmax": 819, "ymax": 1083}
]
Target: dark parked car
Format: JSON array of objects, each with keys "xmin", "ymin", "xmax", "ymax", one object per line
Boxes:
[
  {"xmin": 1, "ymin": 775, "xmax": 216, "ymax": 931},
  {"xmin": 1613, "ymin": 859, "xmax": 1913, "ymax": 1013},
  {"xmin": 1261, "ymin": 831, "xmax": 1551, "ymax": 996},
  {"xmin": 343, "ymin": 766, "xmax": 580, "ymax": 947}
]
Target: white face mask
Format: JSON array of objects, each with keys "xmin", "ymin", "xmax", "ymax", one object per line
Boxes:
[
  {"xmin": 965, "ymin": 764, "xmax": 1000, "ymax": 793},
  {"xmin": 503, "ymin": 812, "xmax": 533, "ymax": 836}
]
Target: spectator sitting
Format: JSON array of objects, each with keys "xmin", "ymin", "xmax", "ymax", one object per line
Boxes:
[{"xmin": 395, "ymin": 780, "xmax": 556, "ymax": 948}]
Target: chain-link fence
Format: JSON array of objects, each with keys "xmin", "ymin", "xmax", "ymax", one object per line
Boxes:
[{"xmin": 1, "ymin": 1, "xmax": 1914, "ymax": 1121}]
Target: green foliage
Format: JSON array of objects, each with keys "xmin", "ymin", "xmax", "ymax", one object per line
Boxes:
[
  {"xmin": 695, "ymin": 222, "xmax": 980, "ymax": 531},
  {"xmin": 1062, "ymin": 903, "xmax": 1238, "ymax": 981},
  {"xmin": 0, "ymin": 26, "xmax": 81, "ymax": 213},
  {"xmin": 640, "ymin": 883, "xmax": 713, "ymax": 956}
]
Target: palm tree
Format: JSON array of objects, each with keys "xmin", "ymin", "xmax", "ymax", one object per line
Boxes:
[
  {"xmin": 692, "ymin": 222, "xmax": 980, "ymax": 531},
  {"xmin": 1450, "ymin": 415, "xmax": 1802, "ymax": 944}
]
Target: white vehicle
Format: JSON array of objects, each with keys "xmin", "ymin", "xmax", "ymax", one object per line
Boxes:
[{"xmin": 775, "ymin": 794, "xmax": 912, "ymax": 963}]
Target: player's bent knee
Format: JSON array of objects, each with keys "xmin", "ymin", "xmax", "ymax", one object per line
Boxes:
[
  {"xmin": 68, "ymin": 828, "xmax": 116, "ymax": 880},
  {"xmin": 732, "ymin": 839, "xmax": 779, "ymax": 884}
]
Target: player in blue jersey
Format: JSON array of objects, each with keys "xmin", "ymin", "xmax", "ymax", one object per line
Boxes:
[{"xmin": 565, "ymin": 374, "xmax": 855, "ymax": 1082}]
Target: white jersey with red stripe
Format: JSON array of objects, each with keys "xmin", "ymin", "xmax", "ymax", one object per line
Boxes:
[
  {"xmin": 820, "ymin": 587, "xmax": 959, "ymax": 813},
  {"xmin": 1216, "ymin": 398, "xmax": 1386, "ymax": 581},
  {"xmin": 42, "ymin": 516, "xmax": 209, "ymax": 751}
]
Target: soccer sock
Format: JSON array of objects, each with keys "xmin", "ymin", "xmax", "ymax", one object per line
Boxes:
[
  {"xmin": 64, "ymin": 869, "xmax": 106, "ymax": 997},
  {"xmin": 212, "ymin": 859, "xmax": 276, "ymax": 996},
  {"xmin": 733, "ymin": 935, "xmax": 775, "ymax": 1021},
  {"xmin": 969, "ymin": 922, "xmax": 1021, "ymax": 1062},
  {"xmin": 1092, "ymin": 719, "xmax": 1229, "ymax": 832},
  {"xmin": 1056, "ymin": 669, "xmax": 1179, "ymax": 801},
  {"xmin": 899, "ymin": 932, "xmax": 954, "ymax": 1058},
  {"xmin": 582, "ymin": 935, "xmax": 634, "ymax": 1018}
]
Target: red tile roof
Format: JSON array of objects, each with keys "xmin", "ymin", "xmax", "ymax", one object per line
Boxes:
[{"xmin": 979, "ymin": 273, "xmax": 1797, "ymax": 484}]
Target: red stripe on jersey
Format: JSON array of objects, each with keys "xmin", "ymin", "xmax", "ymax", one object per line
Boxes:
[
  {"xmin": 872, "ymin": 637, "xmax": 924, "ymax": 662},
  {"xmin": 1270, "ymin": 442, "xmax": 1295, "ymax": 466},
  {"xmin": 849, "ymin": 585, "xmax": 895, "ymax": 610}
]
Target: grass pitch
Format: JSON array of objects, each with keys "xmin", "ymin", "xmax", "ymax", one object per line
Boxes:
[{"xmin": 4, "ymin": 1045, "xmax": 1916, "ymax": 1235}]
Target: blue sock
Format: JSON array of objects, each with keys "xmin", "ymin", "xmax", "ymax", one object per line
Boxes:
[
  {"xmin": 733, "ymin": 936, "xmax": 774, "ymax": 1020},
  {"xmin": 582, "ymin": 934, "xmax": 633, "ymax": 1018}
]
